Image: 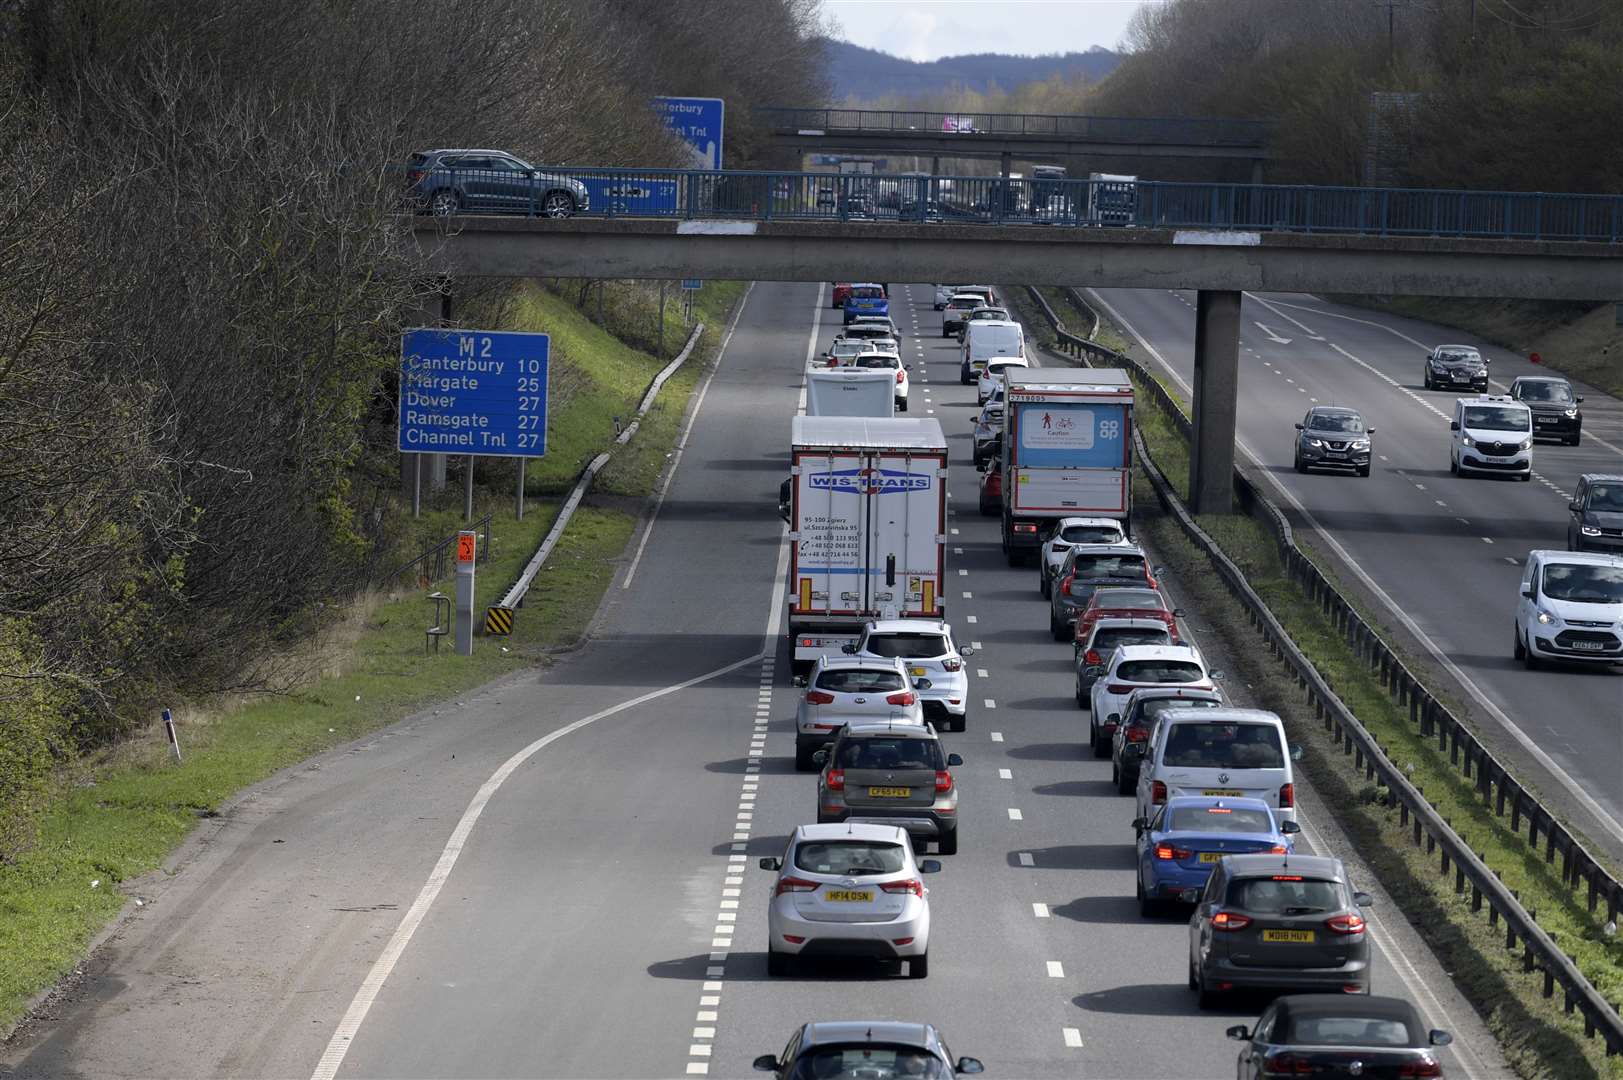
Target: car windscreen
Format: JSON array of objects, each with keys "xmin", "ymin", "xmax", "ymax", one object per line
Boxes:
[
  {"xmin": 793, "ymin": 840, "xmax": 907, "ymax": 875},
  {"xmin": 816, "ymin": 670, "xmax": 905, "ymax": 693},
  {"xmin": 1284, "ymin": 1016, "xmax": 1414, "ymax": 1048},
  {"xmin": 1462, "ymin": 406, "xmax": 1530, "ymax": 431},
  {"xmin": 1073, "ymin": 554, "xmax": 1146, "ymax": 579},
  {"xmin": 790, "ymin": 1047, "xmax": 949, "ymax": 1080},
  {"xmin": 1586, "ymin": 483, "xmax": 1623, "ymax": 510},
  {"xmin": 1436, "ymin": 349, "xmax": 1480, "ymax": 363},
  {"xmin": 836, "ymin": 737, "xmax": 944, "ymax": 770},
  {"xmin": 1093, "ymin": 589, "xmax": 1164, "ymax": 610},
  {"xmin": 1060, "ymin": 524, "xmax": 1123, "ymax": 544},
  {"xmin": 1091, "ymin": 627, "xmax": 1171, "ymax": 651},
  {"xmin": 1541, "ymin": 563, "xmax": 1623, "ymax": 603},
  {"xmin": 1515, "ymin": 381, "xmax": 1573, "ymax": 403},
  {"xmin": 845, "ymin": 326, "xmax": 888, "ymax": 339},
  {"xmin": 1163, "ymin": 722, "xmax": 1284, "ymax": 768},
  {"xmin": 1116, "ymin": 659, "xmax": 1203, "ymax": 683},
  {"xmin": 863, "ymin": 633, "xmax": 949, "ymax": 659},
  {"xmin": 1227, "ymin": 876, "xmax": 1344, "ymax": 915},
  {"xmin": 1169, "ymin": 805, "xmax": 1274, "ymax": 833},
  {"xmin": 1309, "ymin": 413, "xmax": 1365, "ymax": 433}
]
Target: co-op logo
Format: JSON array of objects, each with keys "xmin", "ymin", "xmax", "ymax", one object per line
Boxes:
[{"xmin": 809, "ymin": 467, "xmax": 931, "ymax": 495}]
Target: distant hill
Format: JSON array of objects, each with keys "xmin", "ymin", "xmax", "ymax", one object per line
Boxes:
[{"xmin": 823, "ymin": 39, "xmax": 1121, "ymax": 104}]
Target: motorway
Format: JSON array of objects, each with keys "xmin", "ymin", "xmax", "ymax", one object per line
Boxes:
[
  {"xmin": 1, "ymin": 281, "xmax": 1510, "ymax": 1080},
  {"xmin": 1086, "ymin": 288, "xmax": 1623, "ymax": 847}
]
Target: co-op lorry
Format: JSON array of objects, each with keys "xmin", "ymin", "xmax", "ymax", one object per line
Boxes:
[
  {"xmin": 785, "ymin": 416, "xmax": 948, "ymax": 674},
  {"xmin": 999, "ymin": 369, "xmax": 1134, "ymax": 564}
]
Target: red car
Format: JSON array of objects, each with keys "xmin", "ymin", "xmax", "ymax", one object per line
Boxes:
[
  {"xmin": 1073, "ymin": 586, "xmax": 1183, "ymax": 648},
  {"xmin": 979, "ymin": 463, "xmax": 1003, "ymax": 516},
  {"xmin": 831, "ymin": 282, "xmax": 853, "ymax": 309}
]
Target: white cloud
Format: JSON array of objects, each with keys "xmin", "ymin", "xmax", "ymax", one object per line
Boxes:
[{"xmin": 828, "ymin": 0, "xmax": 1146, "ymax": 60}]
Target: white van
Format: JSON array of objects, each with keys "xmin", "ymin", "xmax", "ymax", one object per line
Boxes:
[
  {"xmin": 1450, "ymin": 395, "xmax": 1532, "ymax": 480},
  {"xmin": 960, "ymin": 320, "xmax": 1025, "ymax": 386},
  {"xmin": 1135, "ymin": 707, "xmax": 1301, "ymax": 824}
]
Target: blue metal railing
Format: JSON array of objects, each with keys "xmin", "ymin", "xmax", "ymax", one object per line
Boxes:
[
  {"xmin": 403, "ymin": 166, "xmax": 1623, "ymax": 243},
  {"xmin": 754, "ymin": 107, "xmax": 1274, "ymax": 147}
]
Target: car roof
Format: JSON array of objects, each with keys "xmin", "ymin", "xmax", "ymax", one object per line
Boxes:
[
  {"xmin": 815, "ymin": 655, "xmax": 906, "ymax": 671},
  {"xmin": 1112, "ymin": 644, "xmax": 1201, "ymax": 662},
  {"xmin": 802, "ymin": 1021, "xmax": 938, "ymax": 1051},
  {"xmin": 1068, "ymin": 542, "xmax": 1144, "ymax": 556},
  {"xmin": 1091, "ymin": 588, "xmax": 1166, "ymax": 607},
  {"xmin": 1459, "ymin": 394, "xmax": 1519, "ymax": 405},
  {"xmin": 850, "ymin": 282, "xmax": 884, "ymax": 289},
  {"xmin": 1089, "ymin": 617, "xmax": 1173, "ymax": 633},
  {"xmin": 1126, "ymin": 686, "xmax": 1223, "ymax": 703},
  {"xmin": 1160, "ymin": 706, "xmax": 1280, "ymax": 725},
  {"xmin": 1435, "ymin": 343, "xmax": 1480, "ymax": 352},
  {"xmin": 1511, "ymin": 374, "xmax": 1569, "ymax": 384},
  {"xmin": 1307, "ymin": 406, "xmax": 1361, "ymax": 417},
  {"xmin": 794, "ymin": 822, "xmax": 910, "ymax": 844},
  {"xmin": 1221, "ymin": 852, "xmax": 1344, "ymax": 879},
  {"xmin": 1527, "ymin": 548, "xmax": 1623, "ymax": 568},
  {"xmin": 841, "ymin": 719, "xmax": 936, "ymax": 737},
  {"xmin": 421, "ymin": 148, "xmax": 520, "ymax": 156},
  {"xmin": 949, "ymin": 293, "xmax": 986, "ymax": 302},
  {"xmin": 968, "ymin": 318, "xmax": 1019, "ymax": 327},
  {"xmin": 1579, "ymin": 473, "xmax": 1623, "ymax": 484},
  {"xmin": 1054, "ymin": 516, "xmax": 1124, "ymax": 528},
  {"xmin": 865, "ymin": 619, "xmax": 951, "ymax": 635},
  {"xmin": 1272, "ymin": 994, "xmax": 1423, "ymax": 1027}
]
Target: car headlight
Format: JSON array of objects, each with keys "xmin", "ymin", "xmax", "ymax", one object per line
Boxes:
[
  {"xmin": 1305, "ymin": 438, "xmax": 1324, "ymax": 449},
  {"xmin": 1565, "ymin": 408, "xmax": 1578, "ymax": 418},
  {"xmin": 1461, "ymin": 435, "xmax": 1474, "ymax": 447},
  {"xmin": 1519, "ymin": 439, "xmax": 1533, "ymax": 451},
  {"xmin": 1536, "ymin": 609, "xmax": 1557, "ymax": 625},
  {"xmin": 1351, "ymin": 440, "xmax": 1370, "ymax": 451},
  {"xmin": 1581, "ymin": 524, "xmax": 1602, "ymax": 536}
]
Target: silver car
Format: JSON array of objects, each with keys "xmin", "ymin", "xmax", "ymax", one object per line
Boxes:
[
  {"xmin": 851, "ymin": 619, "xmax": 973, "ymax": 731},
  {"xmin": 971, "ymin": 399, "xmax": 1004, "ymax": 469},
  {"xmin": 1039, "ymin": 516, "xmax": 1132, "ymax": 598},
  {"xmin": 1293, "ymin": 406, "xmax": 1373, "ymax": 477},
  {"xmin": 759, "ymin": 823, "xmax": 940, "ymax": 977},
  {"xmin": 848, "ymin": 315, "xmax": 903, "ymax": 339},
  {"xmin": 795, "ymin": 656, "xmax": 927, "ymax": 771}
]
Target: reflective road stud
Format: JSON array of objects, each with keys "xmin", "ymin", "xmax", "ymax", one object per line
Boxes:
[{"xmin": 455, "ymin": 530, "xmax": 476, "ymax": 656}]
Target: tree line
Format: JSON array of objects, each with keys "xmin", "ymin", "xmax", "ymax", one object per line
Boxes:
[{"xmin": 0, "ymin": 0, "xmax": 827, "ymax": 859}]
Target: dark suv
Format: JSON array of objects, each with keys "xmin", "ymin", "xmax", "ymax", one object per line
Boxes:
[
  {"xmin": 404, "ymin": 149, "xmax": 589, "ymax": 217},
  {"xmin": 1510, "ymin": 374, "xmax": 1584, "ymax": 445},
  {"xmin": 815, "ymin": 722, "xmax": 963, "ymax": 854},
  {"xmin": 1569, "ymin": 474, "xmax": 1623, "ymax": 553},
  {"xmin": 1422, "ymin": 344, "xmax": 1488, "ymax": 392}
]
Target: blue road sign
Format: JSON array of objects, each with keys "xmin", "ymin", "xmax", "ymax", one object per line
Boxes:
[
  {"xmin": 680, "ymin": 279, "xmax": 703, "ymax": 291},
  {"xmin": 399, "ymin": 329, "xmax": 549, "ymax": 457},
  {"xmin": 576, "ymin": 176, "xmax": 678, "ymax": 215},
  {"xmin": 653, "ymin": 96, "xmax": 725, "ymax": 170}
]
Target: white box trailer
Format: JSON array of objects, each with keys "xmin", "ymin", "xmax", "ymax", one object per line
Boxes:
[
  {"xmin": 788, "ymin": 416, "xmax": 948, "ymax": 672},
  {"xmin": 1000, "ymin": 369, "xmax": 1134, "ymax": 563},
  {"xmin": 807, "ymin": 368, "xmax": 896, "ymax": 417}
]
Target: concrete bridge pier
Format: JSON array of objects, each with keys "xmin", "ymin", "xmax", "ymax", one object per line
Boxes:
[{"xmin": 1188, "ymin": 289, "xmax": 1241, "ymax": 514}]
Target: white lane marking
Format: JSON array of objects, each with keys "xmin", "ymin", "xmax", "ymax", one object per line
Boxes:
[
  {"xmin": 1505, "ymin": 556, "xmax": 1520, "ymax": 565},
  {"xmin": 622, "ymin": 281, "xmax": 760, "ymax": 590},
  {"xmin": 966, "ymin": 615, "xmax": 977, "ymax": 623},
  {"xmin": 1008, "ymin": 808, "xmax": 1023, "ymax": 821},
  {"xmin": 998, "ymin": 768, "xmax": 1013, "ymax": 779},
  {"xmin": 1435, "ymin": 500, "xmax": 1447, "ymax": 507},
  {"xmin": 962, "ymin": 591, "xmax": 973, "ymax": 599},
  {"xmin": 1033, "ymin": 902, "xmax": 1050, "ymax": 918},
  {"xmin": 984, "ymin": 698, "xmax": 996, "ymax": 708},
  {"xmin": 687, "ymin": 1064, "xmax": 709, "ymax": 1075},
  {"xmin": 958, "ymin": 568, "xmax": 969, "ymax": 576},
  {"xmin": 971, "ymin": 641, "xmax": 983, "ymax": 650},
  {"xmin": 951, "ymin": 527, "xmax": 960, "ymax": 535},
  {"xmin": 1481, "ymin": 537, "xmax": 1494, "ymax": 544},
  {"xmin": 1046, "ymin": 960, "xmax": 1065, "ymax": 978},
  {"xmin": 954, "ymin": 546, "xmax": 963, "ymax": 554},
  {"xmin": 1086, "ymin": 287, "xmax": 1623, "ymax": 847},
  {"xmin": 990, "ymin": 731, "xmax": 1004, "ymax": 742},
  {"xmin": 693, "ymin": 1027, "xmax": 716, "ymax": 1039},
  {"xmin": 1253, "ymin": 321, "xmax": 1292, "ymax": 344},
  {"xmin": 1063, "ymin": 1028, "xmax": 1084, "ymax": 1048},
  {"xmin": 1017, "ymin": 852, "xmax": 1035, "ymax": 866},
  {"xmin": 309, "ymin": 652, "xmax": 764, "ymax": 1080},
  {"xmin": 976, "ymin": 668, "xmax": 990, "ymax": 679}
]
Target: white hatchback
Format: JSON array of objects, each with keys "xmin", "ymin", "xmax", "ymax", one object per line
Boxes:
[
  {"xmin": 760, "ymin": 822, "xmax": 939, "ymax": 978},
  {"xmin": 978, "ymin": 356, "xmax": 1029, "ymax": 405},
  {"xmin": 849, "ymin": 350, "xmax": 910, "ymax": 412},
  {"xmin": 1136, "ymin": 707, "xmax": 1301, "ymax": 826},
  {"xmin": 1091, "ymin": 644, "xmax": 1216, "ymax": 726}
]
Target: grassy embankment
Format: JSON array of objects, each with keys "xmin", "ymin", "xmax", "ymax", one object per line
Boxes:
[
  {"xmin": 1013, "ymin": 283, "xmax": 1623, "ymax": 1079},
  {"xmin": 0, "ymin": 279, "xmax": 745, "ymax": 1035}
]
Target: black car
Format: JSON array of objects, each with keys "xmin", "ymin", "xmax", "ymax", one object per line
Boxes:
[
  {"xmin": 1510, "ymin": 374, "xmax": 1584, "ymax": 445},
  {"xmin": 403, "ymin": 149, "xmax": 588, "ymax": 217},
  {"xmin": 1422, "ymin": 344, "xmax": 1489, "ymax": 392},
  {"xmin": 1228, "ymin": 995, "xmax": 1451, "ymax": 1079},
  {"xmin": 1569, "ymin": 473, "xmax": 1623, "ymax": 553},
  {"xmin": 755, "ymin": 1022, "xmax": 983, "ymax": 1079}
]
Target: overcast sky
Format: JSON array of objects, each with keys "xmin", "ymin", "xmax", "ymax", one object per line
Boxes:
[{"xmin": 823, "ymin": 0, "xmax": 1153, "ymax": 62}]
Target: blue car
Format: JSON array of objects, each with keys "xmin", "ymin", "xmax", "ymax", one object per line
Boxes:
[
  {"xmin": 1133, "ymin": 796, "xmax": 1299, "ymax": 915},
  {"xmin": 843, "ymin": 282, "xmax": 889, "ymax": 324}
]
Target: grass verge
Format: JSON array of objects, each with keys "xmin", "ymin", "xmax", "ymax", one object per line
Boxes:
[{"xmin": 0, "ymin": 280, "xmax": 742, "ymax": 1035}]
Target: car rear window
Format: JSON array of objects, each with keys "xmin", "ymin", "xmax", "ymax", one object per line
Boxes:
[
  {"xmin": 1163, "ymin": 722, "xmax": 1284, "ymax": 768},
  {"xmin": 1116, "ymin": 659, "xmax": 1203, "ymax": 683},
  {"xmin": 1073, "ymin": 554, "xmax": 1145, "ymax": 579},
  {"xmin": 1090, "ymin": 627, "xmax": 1170, "ymax": 651},
  {"xmin": 1284, "ymin": 1016, "xmax": 1414, "ymax": 1048},
  {"xmin": 1092, "ymin": 588, "xmax": 1164, "ymax": 610},
  {"xmin": 1227, "ymin": 876, "xmax": 1344, "ymax": 914},
  {"xmin": 835, "ymin": 737, "xmax": 944, "ymax": 770},
  {"xmin": 1139, "ymin": 697, "xmax": 1221, "ymax": 721},
  {"xmin": 851, "ymin": 287, "xmax": 884, "ymax": 299},
  {"xmin": 949, "ymin": 299, "xmax": 981, "ymax": 309},
  {"xmin": 1169, "ymin": 806, "xmax": 1274, "ymax": 833},
  {"xmin": 793, "ymin": 840, "xmax": 907, "ymax": 875},
  {"xmin": 1060, "ymin": 524, "xmax": 1123, "ymax": 544},
  {"xmin": 863, "ymin": 633, "xmax": 949, "ymax": 659},
  {"xmin": 854, "ymin": 355, "xmax": 899, "ymax": 369},
  {"xmin": 790, "ymin": 1048, "xmax": 947, "ymax": 1080},
  {"xmin": 816, "ymin": 670, "xmax": 905, "ymax": 693}
]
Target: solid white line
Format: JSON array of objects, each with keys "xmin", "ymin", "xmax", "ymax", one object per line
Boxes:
[
  {"xmin": 307, "ymin": 651, "xmax": 764, "ymax": 1080},
  {"xmin": 1086, "ymin": 287, "xmax": 1623, "ymax": 847},
  {"xmin": 622, "ymin": 283, "xmax": 756, "ymax": 591}
]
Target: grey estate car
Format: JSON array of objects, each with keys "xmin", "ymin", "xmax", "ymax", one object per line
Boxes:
[{"xmin": 404, "ymin": 149, "xmax": 589, "ymax": 217}]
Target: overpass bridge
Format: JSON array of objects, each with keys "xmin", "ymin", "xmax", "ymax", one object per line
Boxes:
[{"xmin": 408, "ymin": 166, "xmax": 1622, "ymax": 513}]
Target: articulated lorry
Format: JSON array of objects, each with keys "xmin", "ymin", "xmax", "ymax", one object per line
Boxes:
[
  {"xmin": 786, "ymin": 416, "xmax": 948, "ymax": 673},
  {"xmin": 1087, "ymin": 172, "xmax": 1137, "ymax": 226},
  {"xmin": 999, "ymin": 369, "xmax": 1134, "ymax": 564}
]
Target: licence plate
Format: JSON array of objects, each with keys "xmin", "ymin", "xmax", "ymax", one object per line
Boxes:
[
  {"xmin": 910, "ymin": 666, "xmax": 928, "ymax": 677},
  {"xmin": 868, "ymin": 786, "xmax": 912, "ymax": 798},
  {"xmin": 1262, "ymin": 929, "xmax": 1316, "ymax": 943},
  {"xmin": 1325, "ymin": 452, "xmax": 1346, "ymax": 460},
  {"xmin": 1203, "ymin": 789, "xmax": 1244, "ymax": 796},
  {"xmin": 1198, "ymin": 852, "xmax": 1223, "ymax": 864},
  {"xmin": 824, "ymin": 890, "xmax": 875, "ymax": 903},
  {"xmin": 1570, "ymin": 641, "xmax": 1606, "ymax": 651}
]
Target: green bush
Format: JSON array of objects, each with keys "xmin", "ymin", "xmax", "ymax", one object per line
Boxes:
[{"xmin": 0, "ymin": 620, "xmax": 73, "ymax": 863}]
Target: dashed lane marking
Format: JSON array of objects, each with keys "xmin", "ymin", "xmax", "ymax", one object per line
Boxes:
[
  {"xmin": 998, "ymin": 768, "xmax": 1013, "ymax": 779},
  {"xmin": 1063, "ymin": 1029, "xmax": 1084, "ymax": 1049},
  {"xmin": 1008, "ymin": 808, "xmax": 1024, "ymax": 821},
  {"xmin": 976, "ymin": 668, "xmax": 989, "ymax": 678},
  {"xmin": 1017, "ymin": 852, "xmax": 1035, "ymax": 866},
  {"xmin": 1046, "ymin": 961, "xmax": 1065, "ymax": 978},
  {"xmin": 990, "ymin": 731, "xmax": 1004, "ymax": 742},
  {"xmin": 984, "ymin": 698, "xmax": 996, "ymax": 708},
  {"xmin": 1033, "ymin": 902, "xmax": 1050, "ymax": 918}
]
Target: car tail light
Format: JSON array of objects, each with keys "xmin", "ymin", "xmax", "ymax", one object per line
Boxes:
[
  {"xmin": 1125, "ymin": 724, "xmax": 1149, "ymax": 743},
  {"xmin": 940, "ymin": 657, "xmax": 961, "ymax": 672},
  {"xmin": 1151, "ymin": 780, "xmax": 1167, "ymax": 805},
  {"xmin": 1084, "ymin": 649, "xmax": 1101, "ymax": 666},
  {"xmin": 1058, "ymin": 573, "xmax": 1074, "ymax": 596},
  {"xmin": 1262, "ymin": 1052, "xmax": 1314, "ymax": 1075},
  {"xmin": 886, "ymin": 691, "xmax": 916, "ymax": 706},
  {"xmin": 1154, "ymin": 843, "xmax": 1192, "ymax": 861},
  {"xmin": 896, "ymin": 369, "xmax": 905, "ymax": 384},
  {"xmin": 1014, "ymin": 523, "xmax": 1037, "ymax": 534},
  {"xmin": 881, "ymin": 879, "xmax": 924, "ymax": 897},
  {"xmin": 805, "ymin": 690, "xmax": 835, "ymax": 705},
  {"xmin": 1268, "ymin": 844, "xmax": 1288, "ymax": 854},
  {"xmin": 826, "ymin": 769, "xmax": 845, "ymax": 791},
  {"xmin": 934, "ymin": 770, "xmax": 954, "ymax": 793},
  {"xmin": 1397, "ymin": 1058, "xmax": 1442, "ymax": 1078},
  {"xmin": 775, "ymin": 877, "xmax": 818, "ymax": 895},
  {"xmin": 892, "ymin": 936, "xmax": 915, "ymax": 946},
  {"xmin": 1212, "ymin": 911, "xmax": 1252, "ymax": 931},
  {"xmin": 1279, "ymin": 783, "xmax": 1295, "ymax": 809},
  {"xmin": 783, "ymin": 934, "xmax": 806, "ymax": 944},
  {"xmin": 1106, "ymin": 684, "xmax": 1134, "ymax": 694},
  {"xmin": 1326, "ymin": 913, "xmax": 1366, "ymax": 935},
  {"xmin": 406, "ymin": 169, "xmax": 425, "ymax": 184}
]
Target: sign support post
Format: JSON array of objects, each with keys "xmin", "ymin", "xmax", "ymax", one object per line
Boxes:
[
  {"xmin": 454, "ymin": 531, "xmax": 476, "ymax": 655},
  {"xmin": 464, "ymin": 455, "xmax": 475, "ymax": 523},
  {"xmin": 516, "ymin": 458, "xmax": 525, "ymax": 520}
]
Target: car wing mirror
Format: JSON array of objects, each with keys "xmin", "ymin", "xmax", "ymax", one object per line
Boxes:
[
  {"xmin": 1280, "ymin": 820, "xmax": 1301, "ymax": 834},
  {"xmin": 1294, "ymin": 423, "xmax": 1304, "ymax": 430},
  {"xmin": 1366, "ymin": 427, "xmax": 1376, "ymax": 434},
  {"xmin": 1430, "ymin": 1030, "xmax": 1453, "ymax": 1046},
  {"xmin": 946, "ymin": 752, "xmax": 963, "ymax": 766},
  {"xmin": 1108, "ymin": 712, "xmax": 1121, "ymax": 724},
  {"xmin": 1207, "ymin": 670, "xmax": 1225, "ymax": 681},
  {"xmin": 1152, "ymin": 565, "xmax": 1166, "ymax": 576},
  {"xmin": 793, "ymin": 674, "xmax": 808, "ymax": 688},
  {"xmin": 753, "ymin": 1054, "xmax": 780, "ymax": 1072},
  {"xmin": 811, "ymin": 749, "xmax": 828, "ymax": 765},
  {"xmin": 1569, "ymin": 501, "xmax": 1582, "ymax": 512},
  {"xmin": 1576, "ymin": 396, "xmax": 1584, "ymax": 403},
  {"xmin": 955, "ymin": 1058, "xmax": 984, "ymax": 1075},
  {"xmin": 1520, "ymin": 587, "xmax": 1535, "ymax": 599},
  {"xmin": 1226, "ymin": 1025, "xmax": 1251, "ymax": 1040},
  {"xmin": 758, "ymin": 856, "xmax": 781, "ymax": 871},
  {"xmin": 919, "ymin": 858, "xmax": 942, "ymax": 873},
  {"xmin": 1172, "ymin": 608, "xmax": 1185, "ymax": 617},
  {"xmin": 1449, "ymin": 420, "xmax": 1459, "ymax": 430},
  {"xmin": 1290, "ymin": 744, "xmax": 1304, "ymax": 761},
  {"xmin": 1353, "ymin": 890, "xmax": 1375, "ymax": 907},
  {"xmin": 960, "ymin": 646, "xmax": 974, "ymax": 657},
  {"xmin": 841, "ymin": 643, "xmax": 857, "ymax": 654}
]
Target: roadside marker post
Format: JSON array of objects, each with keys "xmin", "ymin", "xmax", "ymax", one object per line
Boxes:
[
  {"xmin": 162, "ymin": 708, "xmax": 182, "ymax": 762},
  {"xmin": 455, "ymin": 531, "xmax": 476, "ymax": 656}
]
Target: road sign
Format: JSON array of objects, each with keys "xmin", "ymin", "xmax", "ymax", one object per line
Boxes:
[
  {"xmin": 456, "ymin": 532, "xmax": 477, "ymax": 564},
  {"xmin": 485, "ymin": 605, "xmax": 514, "ymax": 636},
  {"xmin": 454, "ymin": 530, "xmax": 477, "ymax": 655},
  {"xmin": 576, "ymin": 176, "xmax": 678, "ymax": 215},
  {"xmin": 653, "ymin": 96, "xmax": 724, "ymax": 170},
  {"xmin": 399, "ymin": 329, "xmax": 549, "ymax": 457},
  {"xmin": 680, "ymin": 279, "xmax": 702, "ymax": 291}
]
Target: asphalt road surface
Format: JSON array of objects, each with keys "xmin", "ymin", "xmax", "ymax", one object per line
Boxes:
[{"xmin": 1, "ymin": 282, "xmax": 1508, "ymax": 1080}]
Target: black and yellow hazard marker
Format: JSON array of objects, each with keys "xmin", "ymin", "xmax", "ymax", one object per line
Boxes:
[{"xmin": 485, "ymin": 605, "xmax": 514, "ymax": 636}]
